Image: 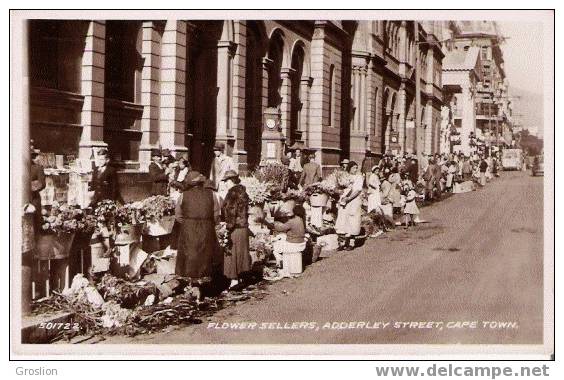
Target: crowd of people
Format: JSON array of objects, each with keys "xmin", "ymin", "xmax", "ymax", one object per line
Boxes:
[
  {"xmin": 281, "ymin": 148, "xmax": 501, "ymax": 250},
  {"xmin": 33, "ymin": 139, "xmax": 501, "ymax": 297}
]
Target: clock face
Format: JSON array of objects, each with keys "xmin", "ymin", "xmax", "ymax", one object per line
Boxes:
[{"xmin": 266, "ymin": 119, "xmax": 276, "ymax": 129}]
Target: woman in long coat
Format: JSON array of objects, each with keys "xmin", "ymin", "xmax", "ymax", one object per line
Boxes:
[
  {"xmin": 221, "ymin": 171, "xmax": 252, "ymax": 289},
  {"xmin": 175, "ymin": 171, "xmax": 220, "ymax": 283}
]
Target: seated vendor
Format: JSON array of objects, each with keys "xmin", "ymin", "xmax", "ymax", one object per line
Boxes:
[{"xmin": 260, "ymin": 201, "xmax": 306, "ymax": 268}]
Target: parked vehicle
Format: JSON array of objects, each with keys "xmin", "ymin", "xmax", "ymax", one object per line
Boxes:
[
  {"xmin": 501, "ymin": 149, "xmax": 524, "ymax": 171},
  {"xmin": 532, "ymin": 155, "xmax": 544, "ymax": 176}
]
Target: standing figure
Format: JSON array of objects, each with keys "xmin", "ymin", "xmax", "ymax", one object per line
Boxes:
[
  {"xmin": 299, "ymin": 154, "xmax": 322, "ymax": 188},
  {"xmin": 90, "ymin": 149, "xmax": 121, "ymax": 207},
  {"xmin": 211, "ymin": 142, "xmax": 237, "ymax": 195},
  {"xmin": 479, "ymin": 157, "xmax": 489, "ymax": 187},
  {"xmin": 175, "ymin": 171, "xmax": 221, "ymax": 286},
  {"xmin": 288, "ymin": 149, "xmax": 304, "ymax": 190},
  {"xmin": 366, "ymin": 165, "xmax": 382, "ymax": 213},
  {"xmin": 221, "ymin": 170, "xmax": 252, "ymax": 289},
  {"xmin": 148, "ymin": 150, "xmax": 169, "ymax": 196},
  {"xmin": 335, "ymin": 161, "xmax": 364, "ymax": 250}
]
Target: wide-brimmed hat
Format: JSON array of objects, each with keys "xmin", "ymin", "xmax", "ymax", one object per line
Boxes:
[
  {"xmin": 213, "ymin": 142, "xmax": 226, "ymax": 152},
  {"xmin": 151, "ymin": 149, "xmax": 162, "ymax": 158},
  {"xmin": 340, "ymin": 158, "xmax": 350, "ymax": 165},
  {"xmin": 371, "ymin": 165, "xmax": 380, "ymax": 172},
  {"xmin": 185, "ymin": 171, "xmax": 205, "ymax": 186},
  {"xmin": 221, "ymin": 170, "xmax": 239, "ymax": 182}
]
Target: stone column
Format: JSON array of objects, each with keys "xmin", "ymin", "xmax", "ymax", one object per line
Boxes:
[
  {"xmin": 79, "ymin": 21, "xmax": 107, "ymax": 160},
  {"xmin": 159, "ymin": 20, "xmax": 188, "ymax": 156},
  {"xmin": 424, "ymin": 99, "xmax": 433, "ymax": 154},
  {"xmin": 139, "ymin": 21, "xmax": 162, "ymax": 170},
  {"xmin": 349, "ymin": 56, "xmax": 369, "ymax": 163},
  {"xmin": 215, "ymin": 40, "xmax": 237, "ymax": 149},
  {"xmin": 279, "ymin": 67, "xmax": 295, "ymax": 141},
  {"xmin": 299, "ymin": 76, "xmax": 313, "ymax": 146},
  {"xmin": 398, "ymin": 82, "xmax": 407, "ymax": 153},
  {"xmin": 384, "ymin": 111, "xmax": 392, "ymax": 153}
]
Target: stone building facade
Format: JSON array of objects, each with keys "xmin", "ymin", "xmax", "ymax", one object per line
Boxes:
[
  {"xmin": 28, "ymin": 19, "xmax": 446, "ymax": 189},
  {"xmin": 441, "ymin": 21, "xmax": 512, "ymax": 153}
]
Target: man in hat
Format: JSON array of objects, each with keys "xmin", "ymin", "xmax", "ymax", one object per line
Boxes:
[
  {"xmin": 340, "ymin": 158, "xmax": 350, "ymax": 172},
  {"xmin": 90, "ymin": 149, "xmax": 121, "ymax": 206},
  {"xmin": 211, "ymin": 142, "xmax": 237, "ymax": 192},
  {"xmin": 299, "ymin": 153, "xmax": 322, "ymax": 188},
  {"xmin": 148, "ymin": 149, "xmax": 169, "ymax": 196}
]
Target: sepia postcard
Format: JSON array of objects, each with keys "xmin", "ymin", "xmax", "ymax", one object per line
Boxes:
[{"xmin": 9, "ymin": 9, "xmax": 554, "ymax": 359}]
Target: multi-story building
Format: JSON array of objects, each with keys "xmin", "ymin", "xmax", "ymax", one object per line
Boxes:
[
  {"xmin": 443, "ymin": 21, "xmax": 510, "ymax": 154},
  {"xmin": 27, "ymin": 19, "xmax": 445, "ymax": 199}
]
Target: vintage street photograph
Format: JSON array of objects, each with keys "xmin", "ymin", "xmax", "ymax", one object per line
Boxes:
[{"xmin": 10, "ymin": 9, "xmax": 553, "ymax": 358}]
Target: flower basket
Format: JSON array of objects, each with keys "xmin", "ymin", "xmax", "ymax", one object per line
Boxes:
[
  {"xmin": 35, "ymin": 232, "xmax": 75, "ymax": 260},
  {"xmin": 310, "ymin": 192, "xmax": 329, "ymax": 207},
  {"xmin": 144, "ymin": 215, "xmax": 175, "ymax": 236},
  {"xmin": 119, "ymin": 223, "xmax": 145, "ymax": 243}
]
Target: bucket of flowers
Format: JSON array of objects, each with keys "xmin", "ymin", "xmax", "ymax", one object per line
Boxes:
[
  {"xmin": 241, "ymin": 176, "xmax": 270, "ymax": 227},
  {"xmin": 304, "ymin": 180, "xmax": 340, "ymax": 207},
  {"xmin": 115, "ymin": 202, "xmax": 146, "ymax": 243},
  {"xmin": 36, "ymin": 202, "xmax": 96, "ymax": 260},
  {"xmin": 141, "ymin": 195, "xmax": 176, "ymax": 236}
]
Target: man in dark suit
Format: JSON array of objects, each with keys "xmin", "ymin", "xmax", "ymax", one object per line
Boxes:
[
  {"xmin": 90, "ymin": 149, "xmax": 121, "ymax": 206},
  {"xmin": 148, "ymin": 149, "xmax": 169, "ymax": 196}
]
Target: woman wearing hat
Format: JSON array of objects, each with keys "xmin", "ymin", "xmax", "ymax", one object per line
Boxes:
[
  {"xmin": 221, "ymin": 170, "xmax": 252, "ymax": 289},
  {"xmin": 175, "ymin": 171, "xmax": 221, "ymax": 288}
]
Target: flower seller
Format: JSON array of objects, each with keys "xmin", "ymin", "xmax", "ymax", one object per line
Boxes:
[
  {"xmin": 221, "ymin": 170, "xmax": 252, "ymax": 290},
  {"xmin": 175, "ymin": 171, "xmax": 221, "ymax": 292},
  {"xmin": 335, "ymin": 161, "xmax": 364, "ymax": 250}
]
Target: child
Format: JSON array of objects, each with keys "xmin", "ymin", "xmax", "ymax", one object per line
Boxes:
[{"xmin": 403, "ymin": 187, "xmax": 420, "ymax": 229}]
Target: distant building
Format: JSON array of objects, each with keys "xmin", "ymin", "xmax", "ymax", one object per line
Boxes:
[{"xmin": 441, "ymin": 21, "xmax": 512, "ymax": 155}]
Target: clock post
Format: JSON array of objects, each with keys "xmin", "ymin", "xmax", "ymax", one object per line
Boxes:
[{"xmin": 261, "ymin": 107, "xmax": 285, "ymax": 164}]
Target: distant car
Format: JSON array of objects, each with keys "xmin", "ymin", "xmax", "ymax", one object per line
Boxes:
[
  {"xmin": 532, "ymin": 155, "xmax": 544, "ymax": 176},
  {"xmin": 501, "ymin": 149, "xmax": 524, "ymax": 170}
]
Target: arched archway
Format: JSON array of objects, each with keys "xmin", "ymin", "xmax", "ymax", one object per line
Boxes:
[
  {"xmin": 289, "ymin": 42, "xmax": 306, "ymax": 146},
  {"xmin": 267, "ymin": 30, "xmax": 285, "ymax": 108},
  {"xmin": 185, "ymin": 21, "xmax": 224, "ymax": 174}
]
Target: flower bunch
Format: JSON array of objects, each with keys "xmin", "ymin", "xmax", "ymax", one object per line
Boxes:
[
  {"xmin": 215, "ymin": 222, "xmax": 231, "ymax": 256},
  {"xmin": 282, "ymin": 188, "xmax": 307, "ymax": 203},
  {"xmin": 140, "ymin": 195, "xmax": 175, "ymax": 222},
  {"xmin": 240, "ymin": 176, "xmax": 271, "ymax": 206},
  {"xmin": 249, "ymin": 232, "xmax": 273, "ymax": 263},
  {"xmin": 252, "ymin": 162, "xmax": 289, "ymax": 192},
  {"xmin": 115, "ymin": 202, "xmax": 145, "ymax": 226},
  {"xmin": 325, "ymin": 170, "xmax": 353, "ymax": 190},
  {"xmin": 303, "ymin": 180, "xmax": 340, "ymax": 199},
  {"xmin": 94, "ymin": 200, "xmax": 118, "ymax": 226},
  {"xmin": 41, "ymin": 202, "xmax": 97, "ymax": 234}
]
